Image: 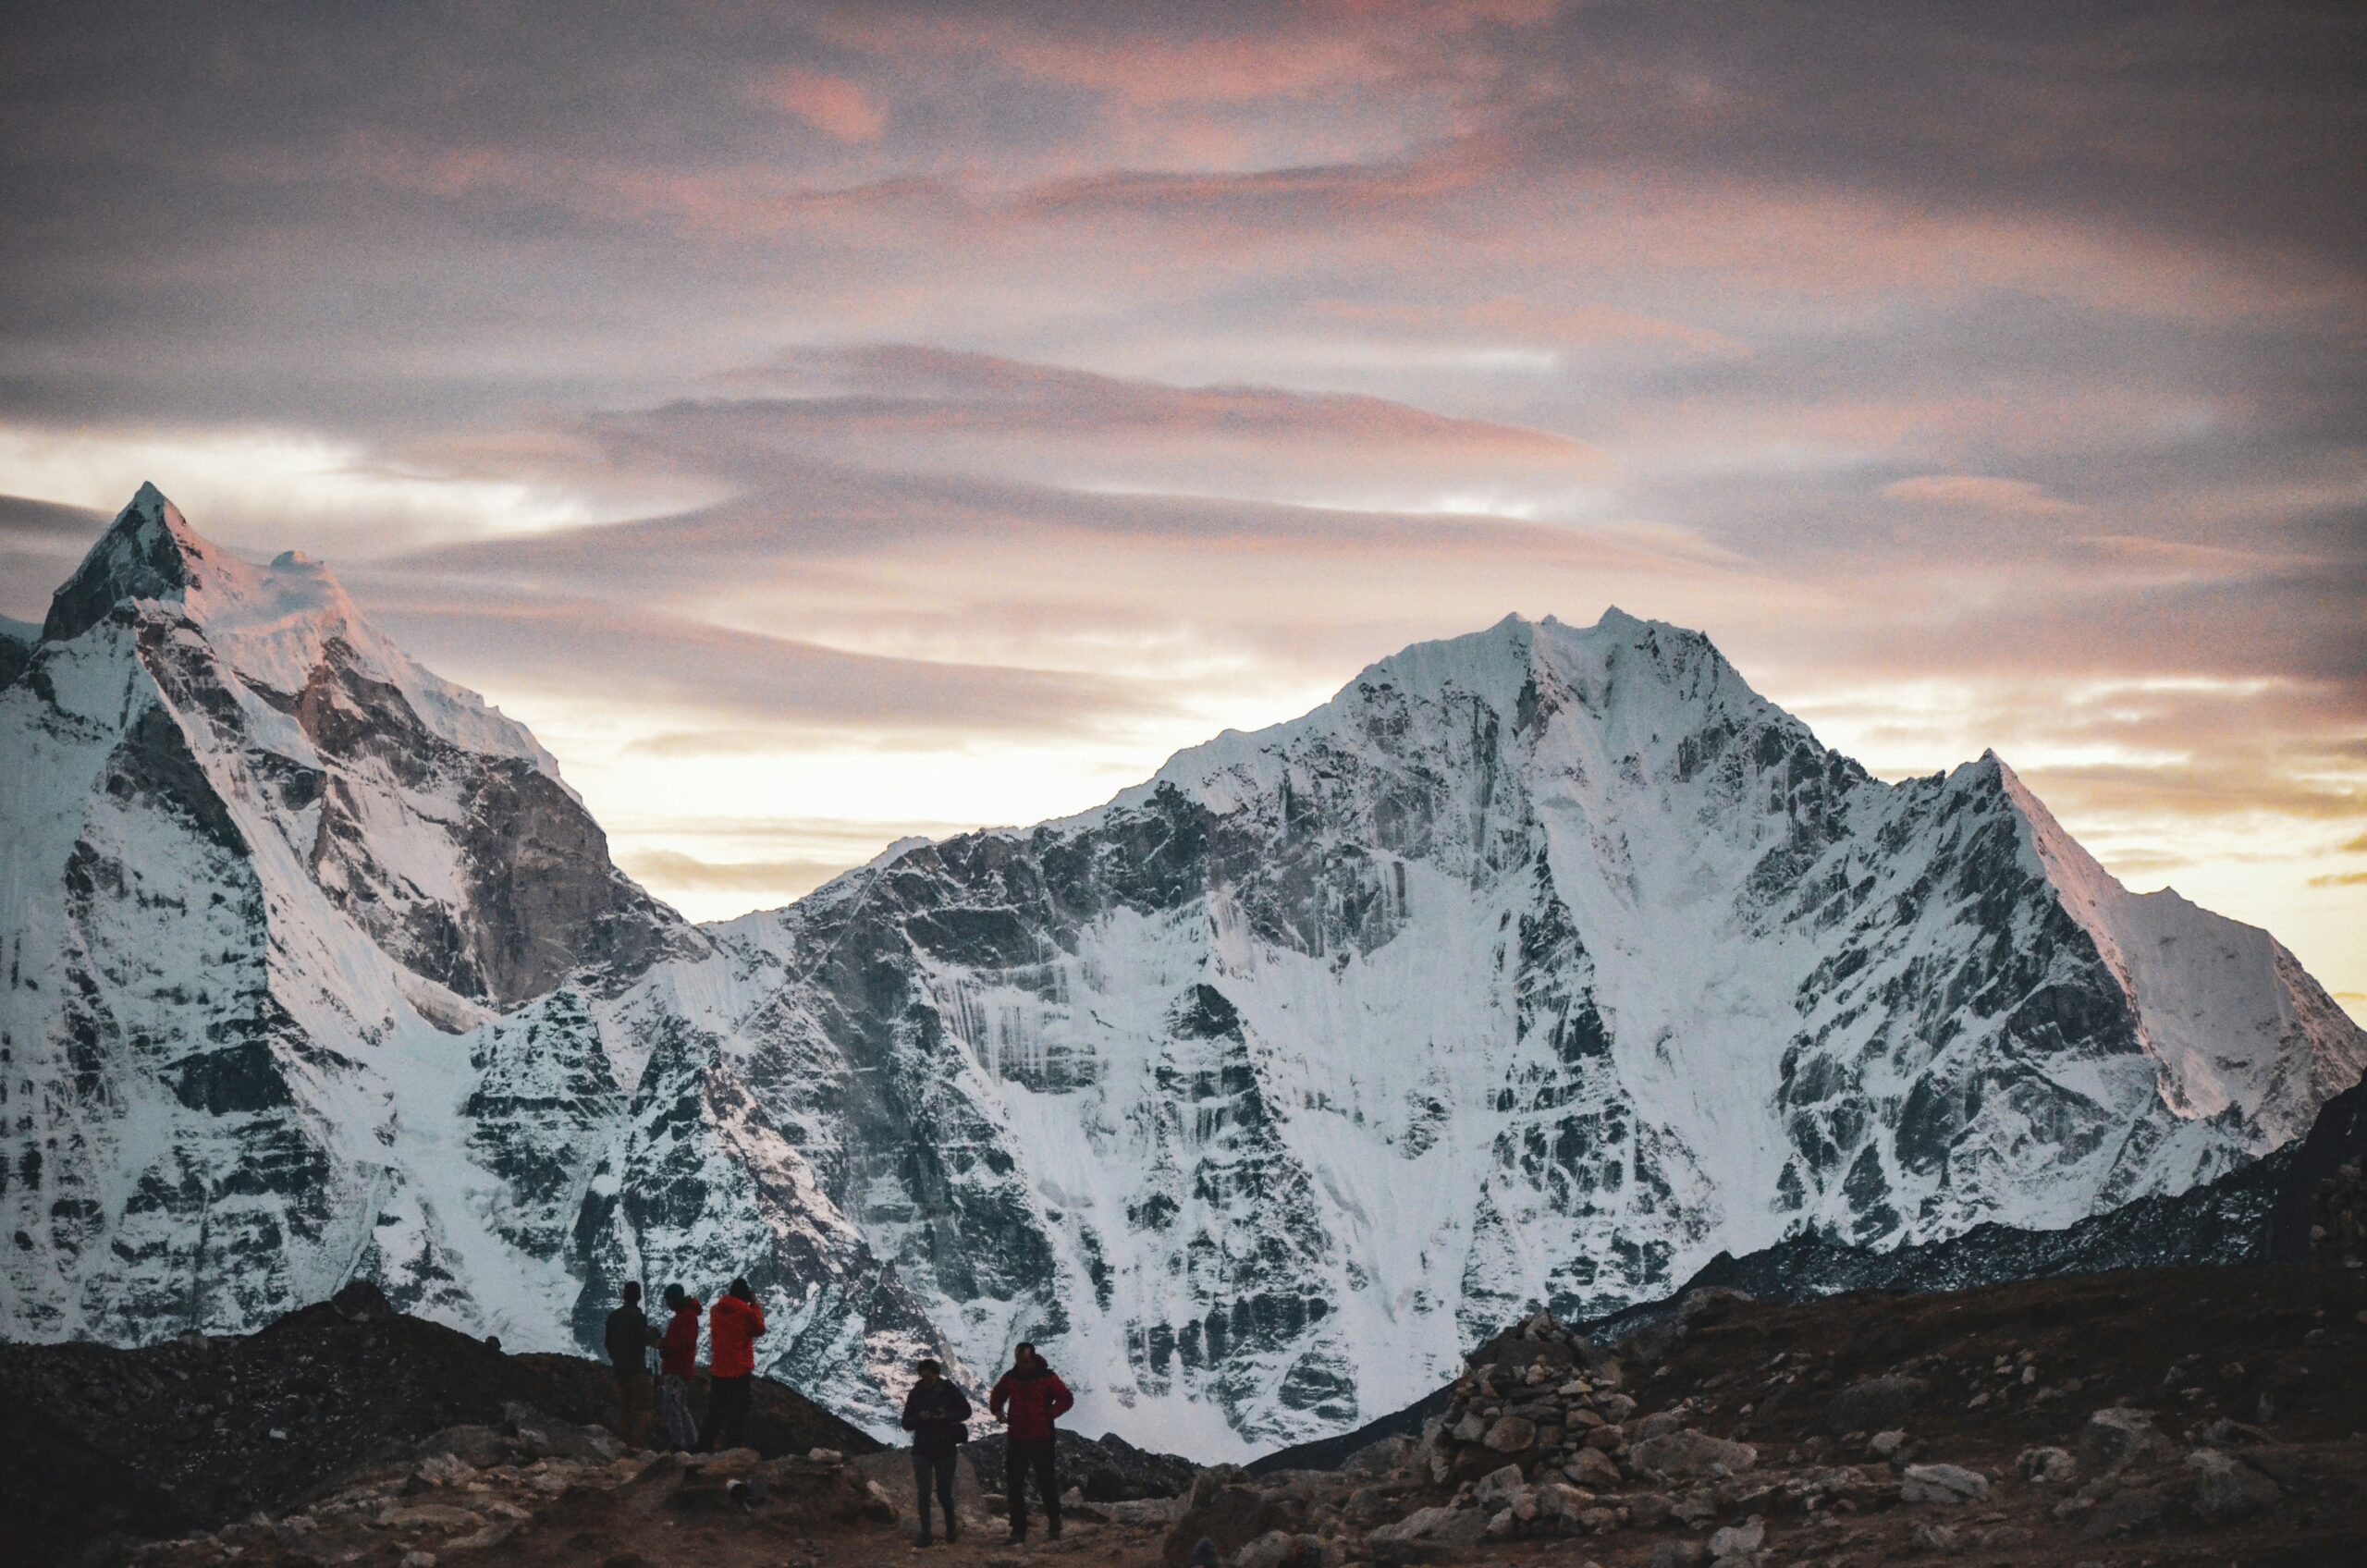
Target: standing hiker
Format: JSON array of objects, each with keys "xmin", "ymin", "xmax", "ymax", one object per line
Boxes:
[
  {"xmin": 655, "ymin": 1284, "xmax": 704, "ymax": 1452},
  {"xmin": 988, "ymin": 1341, "xmax": 1073, "ymax": 1544},
  {"xmin": 603, "ymin": 1281, "xmax": 657, "ymax": 1448},
  {"xmin": 702, "ymin": 1277, "xmax": 766, "ymax": 1452},
  {"xmin": 901, "ymin": 1357, "xmax": 973, "ymax": 1547}
]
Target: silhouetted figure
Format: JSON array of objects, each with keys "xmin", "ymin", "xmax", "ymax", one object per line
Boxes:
[
  {"xmin": 701, "ymin": 1277, "xmax": 766, "ymax": 1452},
  {"xmin": 901, "ymin": 1356, "xmax": 972, "ymax": 1547},
  {"xmin": 988, "ymin": 1341, "xmax": 1073, "ymax": 1543},
  {"xmin": 655, "ymin": 1283, "xmax": 703, "ymax": 1451},
  {"xmin": 604, "ymin": 1281, "xmax": 658, "ymax": 1448}
]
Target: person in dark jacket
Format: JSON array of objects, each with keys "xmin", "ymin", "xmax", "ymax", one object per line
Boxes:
[
  {"xmin": 655, "ymin": 1284, "xmax": 703, "ymax": 1451},
  {"xmin": 603, "ymin": 1282, "xmax": 659, "ymax": 1448},
  {"xmin": 987, "ymin": 1341, "xmax": 1073, "ymax": 1543},
  {"xmin": 700, "ymin": 1277, "xmax": 767, "ymax": 1452},
  {"xmin": 900, "ymin": 1357, "xmax": 972, "ymax": 1547}
]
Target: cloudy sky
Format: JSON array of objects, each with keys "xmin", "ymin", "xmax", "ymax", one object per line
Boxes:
[{"xmin": 3, "ymin": 1, "xmax": 2361, "ymax": 1012}]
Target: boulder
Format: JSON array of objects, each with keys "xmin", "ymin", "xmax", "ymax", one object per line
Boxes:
[
  {"xmin": 1898, "ymin": 1464, "xmax": 1988, "ymax": 1505},
  {"xmin": 1483, "ymin": 1415, "xmax": 1537, "ymax": 1453},
  {"xmin": 1162, "ymin": 1469, "xmax": 1280, "ymax": 1566},
  {"xmin": 1472, "ymin": 1464, "xmax": 1527, "ymax": 1507},
  {"xmin": 1234, "ymin": 1530, "xmax": 1343, "ymax": 1568},
  {"xmin": 1531, "ymin": 1481, "xmax": 1591, "ymax": 1529},
  {"xmin": 2186, "ymin": 1449, "xmax": 2279, "ymax": 1524},
  {"xmin": 1867, "ymin": 1429, "xmax": 1907, "ymax": 1458},
  {"xmin": 1564, "ymin": 1447, "xmax": 1622, "ymax": 1489},
  {"xmin": 1629, "ymin": 1430, "xmax": 1758, "ymax": 1480},
  {"xmin": 2080, "ymin": 1407, "xmax": 2165, "ymax": 1476},
  {"xmin": 1709, "ymin": 1516, "xmax": 1766, "ymax": 1559},
  {"xmin": 2017, "ymin": 1446, "xmax": 2076, "ymax": 1484},
  {"xmin": 1367, "ymin": 1503, "xmax": 1487, "ymax": 1548}
]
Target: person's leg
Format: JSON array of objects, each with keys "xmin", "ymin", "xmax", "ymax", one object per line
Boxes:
[
  {"xmin": 721, "ymin": 1376, "xmax": 752, "ymax": 1449},
  {"xmin": 912, "ymin": 1448, "xmax": 935, "ymax": 1542},
  {"xmin": 1005, "ymin": 1439, "xmax": 1027, "ymax": 1537},
  {"xmin": 1036, "ymin": 1439, "xmax": 1061, "ymax": 1537},
  {"xmin": 730, "ymin": 1376, "xmax": 754, "ymax": 1448},
  {"xmin": 622, "ymin": 1374, "xmax": 652, "ymax": 1447},
  {"xmin": 698, "ymin": 1376, "xmax": 718, "ymax": 1452},
  {"xmin": 655, "ymin": 1376, "xmax": 688, "ymax": 1450},
  {"xmin": 932, "ymin": 1452, "xmax": 959, "ymax": 1541}
]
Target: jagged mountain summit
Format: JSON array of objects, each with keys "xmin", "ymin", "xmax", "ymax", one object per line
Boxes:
[
  {"xmin": 3, "ymin": 487, "xmax": 2360, "ymax": 1461},
  {"xmin": 0, "ymin": 485, "xmax": 690, "ymax": 1345}
]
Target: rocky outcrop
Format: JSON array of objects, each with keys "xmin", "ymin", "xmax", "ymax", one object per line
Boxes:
[{"xmin": 0, "ymin": 1281, "xmax": 879, "ymax": 1565}]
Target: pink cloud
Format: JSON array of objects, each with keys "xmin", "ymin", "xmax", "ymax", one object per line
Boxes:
[
  {"xmin": 1882, "ymin": 474, "xmax": 2087, "ymax": 518},
  {"xmin": 750, "ymin": 67, "xmax": 888, "ymax": 143}
]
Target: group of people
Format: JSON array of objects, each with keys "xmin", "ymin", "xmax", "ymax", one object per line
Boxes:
[
  {"xmin": 602, "ymin": 1280, "xmax": 1076, "ymax": 1548},
  {"xmin": 602, "ymin": 1277, "xmax": 767, "ymax": 1453}
]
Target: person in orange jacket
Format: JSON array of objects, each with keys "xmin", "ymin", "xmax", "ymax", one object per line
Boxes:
[{"xmin": 701, "ymin": 1277, "xmax": 767, "ymax": 1452}]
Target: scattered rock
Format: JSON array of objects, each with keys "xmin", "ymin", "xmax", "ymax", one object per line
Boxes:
[
  {"xmin": 2080, "ymin": 1408, "xmax": 2165, "ymax": 1476},
  {"xmin": 1630, "ymin": 1430, "xmax": 1758, "ymax": 1480},
  {"xmin": 1907, "ymin": 1521, "xmax": 1958, "ymax": 1553},
  {"xmin": 1234, "ymin": 1529, "xmax": 1342, "ymax": 1567},
  {"xmin": 1367, "ymin": 1503, "xmax": 1487, "ymax": 1547},
  {"xmin": 2186, "ymin": 1449, "xmax": 2279, "ymax": 1524},
  {"xmin": 2017, "ymin": 1446, "xmax": 2076, "ymax": 1484},
  {"xmin": 1899, "ymin": 1464, "xmax": 1989, "ymax": 1505},
  {"xmin": 1869, "ymin": 1428, "xmax": 1907, "ymax": 1458},
  {"xmin": 1708, "ymin": 1515, "xmax": 1766, "ymax": 1558}
]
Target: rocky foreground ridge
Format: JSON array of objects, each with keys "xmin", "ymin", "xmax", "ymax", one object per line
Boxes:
[
  {"xmin": 5, "ymin": 485, "xmax": 2363, "ymax": 1457},
  {"xmin": 4, "ymin": 1255, "xmax": 2361, "ymax": 1568}
]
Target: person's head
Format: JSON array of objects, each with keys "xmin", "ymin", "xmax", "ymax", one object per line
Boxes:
[
  {"xmin": 662, "ymin": 1283, "xmax": 685, "ymax": 1310},
  {"xmin": 915, "ymin": 1357, "xmax": 941, "ymax": 1383},
  {"xmin": 729, "ymin": 1276, "xmax": 753, "ymax": 1302},
  {"xmin": 621, "ymin": 1281, "xmax": 641, "ymax": 1304},
  {"xmin": 1014, "ymin": 1341, "xmax": 1040, "ymax": 1371}
]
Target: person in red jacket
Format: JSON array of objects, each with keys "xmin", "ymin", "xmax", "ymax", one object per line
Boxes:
[
  {"xmin": 988, "ymin": 1341, "xmax": 1074, "ymax": 1543},
  {"xmin": 701, "ymin": 1277, "xmax": 767, "ymax": 1452},
  {"xmin": 655, "ymin": 1284, "xmax": 703, "ymax": 1452}
]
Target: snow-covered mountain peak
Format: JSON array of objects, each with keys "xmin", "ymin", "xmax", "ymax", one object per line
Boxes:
[
  {"xmin": 1124, "ymin": 608, "xmax": 1792, "ymax": 821},
  {"xmin": 43, "ymin": 482, "xmax": 210, "ymax": 643},
  {"xmin": 36, "ymin": 485, "xmax": 560, "ymax": 777}
]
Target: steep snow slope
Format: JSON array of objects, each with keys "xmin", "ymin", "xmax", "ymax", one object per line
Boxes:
[
  {"xmin": 0, "ymin": 486, "xmax": 687, "ymax": 1346},
  {"xmin": 5, "ymin": 491, "xmax": 2360, "ymax": 1464},
  {"xmin": 526, "ymin": 611, "xmax": 2364, "ymax": 1455}
]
